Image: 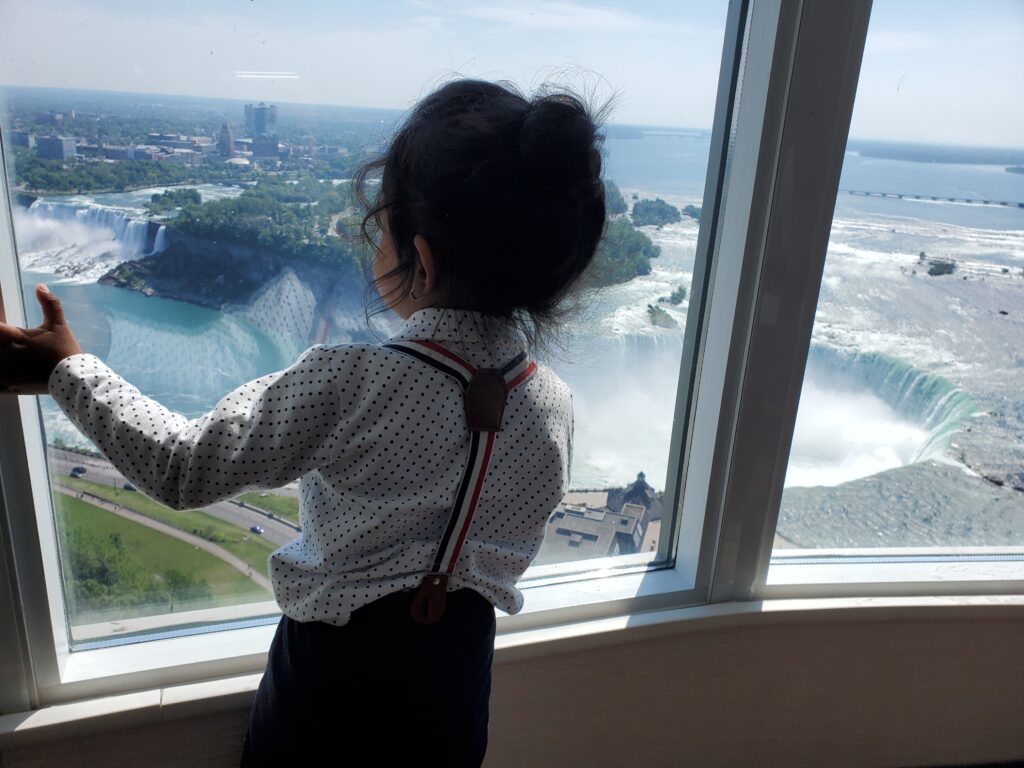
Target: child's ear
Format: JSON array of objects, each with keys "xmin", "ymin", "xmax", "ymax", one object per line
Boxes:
[{"xmin": 412, "ymin": 235, "xmax": 437, "ymax": 298}]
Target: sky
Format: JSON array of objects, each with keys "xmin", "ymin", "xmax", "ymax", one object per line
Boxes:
[{"xmin": 0, "ymin": 0, "xmax": 1021, "ymax": 146}]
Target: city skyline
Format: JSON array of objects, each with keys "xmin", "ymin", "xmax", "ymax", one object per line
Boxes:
[{"xmin": 0, "ymin": 0, "xmax": 1022, "ymax": 147}]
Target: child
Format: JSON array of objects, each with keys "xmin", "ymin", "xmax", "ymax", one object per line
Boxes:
[{"xmin": 0, "ymin": 79, "xmax": 607, "ymax": 766}]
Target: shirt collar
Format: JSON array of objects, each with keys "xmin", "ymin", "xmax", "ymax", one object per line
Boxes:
[{"xmin": 387, "ymin": 307, "xmax": 528, "ymax": 366}]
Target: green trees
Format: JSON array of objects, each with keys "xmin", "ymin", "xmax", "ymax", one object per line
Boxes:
[
  {"xmin": 15, "ymin": 154, "xmax": 197, "ymax": 193},
  {"xmin": 658, "ymin": 284, "xmax": 687, "ymax": 305},
  {"xmin": 604, "ymin": 180, "xmax": 628, "ymax": 215},
  {"xmin": 65, "ymin": 524, "xmax": 211, "ymax": 613},
  {"xmin": 167, "ymin": 177, "xmax": 360, "ymax": 266},
  {"xmin": 146, "ymin": 187, "xmax": 202, "ymax": 214},
  {"xmin": 585, "ymin": 217, "xmax": 661, "ymax": 287},
  {"xmin": 632, "ymin": 197, "xmax": 681, "ymax": 227}
]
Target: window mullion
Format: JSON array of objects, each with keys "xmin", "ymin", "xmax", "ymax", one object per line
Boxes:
[
  {"xmin": 663, "ymin": 0, "xmax": 748, "ymax": 589},
  {"xmin": 710, "ymin": 0, "xmax": 874, "ymax": 602}
]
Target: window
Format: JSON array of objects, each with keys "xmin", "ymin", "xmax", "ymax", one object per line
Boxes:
[
  {"xmin": 0, "ymin": 2, "xmax": 734, "ymax": 652},
  {"xmin": 2, "ymin": 0, "xmax": 1017, "ymax": 714},
  {"xmin": 764, "ymin": 0, "xmax": 1024, "ymax": 591}
]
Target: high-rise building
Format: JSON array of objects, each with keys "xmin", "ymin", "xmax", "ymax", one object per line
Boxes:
[
  {"xmin": 244, "ymin": 102, "xmax": 277, "ymax": 137},
  {"xmin": 218, "ymin": 123, "xmax": 234, "ymax": 155},
  {"xmin": 36, "ymin": 136, "xmax": 77, "ymax": 160},
  {"xmin": 255, "ymin": 103, "xmax": 276, "ymax": 137}
]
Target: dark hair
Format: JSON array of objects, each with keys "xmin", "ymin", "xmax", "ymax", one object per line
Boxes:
[{"xmin": 353, "ymin": 79, "xmax": 608, "ymax": 349}]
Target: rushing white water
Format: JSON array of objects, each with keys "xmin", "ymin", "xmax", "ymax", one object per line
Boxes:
[
  {"xmin": 15, "ymin": 184, "xmax": 245, "ymax": 284},
  {"xmin": 16, "ymin": 201, "xmax": 163, "ymax": 283}
]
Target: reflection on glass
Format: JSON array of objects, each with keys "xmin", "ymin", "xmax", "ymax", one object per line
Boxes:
[
  {"xmin": 0, "ymin": 1, "xmax": 728, "ymax": 642},
  {"xmin": 774, "ymin": 1, "xmax": 1024, "ymax": 553}
]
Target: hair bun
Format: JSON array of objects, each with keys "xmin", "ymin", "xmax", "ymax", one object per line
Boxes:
[{"xmin": 519, "ymin": 96, "xmax": 603, "ymax": 202}]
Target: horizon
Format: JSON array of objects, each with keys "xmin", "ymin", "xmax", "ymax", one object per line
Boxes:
[
  {"xmin": 0, "ymin": 1, "xmax": 1020, "ymax": 148},
  {"xmin": 4, "ymin": 83, "xmax": 1024, "ymax": 153}
]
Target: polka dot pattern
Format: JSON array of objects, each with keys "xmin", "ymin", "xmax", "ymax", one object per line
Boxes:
[{"xmin": 48, "ymin": 308, "xmax": 573, "ymax": 626}]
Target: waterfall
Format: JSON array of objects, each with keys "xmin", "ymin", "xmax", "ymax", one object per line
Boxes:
[
  {"xmin": 152, "ymin": 225, "xmax": 168, "ymax": 254},
  {"xmin": 27, "ymin": 200, "xmax": 167, "ymax": 260},
  {"xmin": 805, "ymin": 345, "xmax": 975, "ymax": 463},
  {"xmin": 18, "ymin": 200, "xmax": 169, "ymax": 283}
]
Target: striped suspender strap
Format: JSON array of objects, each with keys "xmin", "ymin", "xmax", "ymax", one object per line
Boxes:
[{"xmin": 383, "ymin": 339, "xmax": 537, "ymax": 623}]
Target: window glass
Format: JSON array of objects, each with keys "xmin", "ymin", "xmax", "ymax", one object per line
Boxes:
[
  {"xmin": 0, "ymin": 1, "xmax": 727, "ymax": 644},
  {"xmin": 771, "ymin": 1, "xmax": 1024, "ymax": 561}
]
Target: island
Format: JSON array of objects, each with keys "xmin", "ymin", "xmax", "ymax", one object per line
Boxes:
[
  {"xmin": 658, "ymin": 285, "xmax": 687, "ymax": 305},
  {"xmin": 647, "ymin": 304, "xmax": 678, "ymax": 329},
  {"xmin": 101, "ymin": 176, "xmax": 362, "ymax": 307},
  {"xmin": 632, "ymin": 197, "xmax": 681, "ymax": 227},
  {"xmin": 583, "ymin": 217, "xmax": 661, "ymax": 288}
]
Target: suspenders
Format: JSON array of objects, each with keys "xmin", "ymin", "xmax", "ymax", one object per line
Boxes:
[{"xmin": 383, "ymin": 339, "xmax": 537, "ymax": 624}]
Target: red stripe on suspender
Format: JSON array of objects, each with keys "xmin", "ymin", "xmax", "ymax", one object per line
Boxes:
[
  {"xmin": 445, "ymin": 430, "xmax": 496, "ymax": 572},
  {"xmin": 414, "ymin": 340, "xmax": 477, "ymax": 374},
  {"xmin": 505, "ymin": 361, "xmax": 537, "ymax": 391}
]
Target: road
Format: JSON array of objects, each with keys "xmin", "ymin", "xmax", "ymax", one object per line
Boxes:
[
  {"xmin": 49, "ymin": 448, "xmax": 299, "ymax": 547},
  {"xmin": 55, "ymin": 482, "xmax": 273, "ymax": 593}
]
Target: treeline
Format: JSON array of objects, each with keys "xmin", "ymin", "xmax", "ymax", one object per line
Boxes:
[
  {"xmin": 169, "ymin": 176, "xmax": 361, "ymax": 266},
  {"xmin": 13, "ymin": 153, "xmax": 206, "ymax": 193}
]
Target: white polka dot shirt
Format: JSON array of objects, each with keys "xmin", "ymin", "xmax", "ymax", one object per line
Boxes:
[{"xmin": 48, "ymin": 308, "xmax": 574, "ymax": 625}]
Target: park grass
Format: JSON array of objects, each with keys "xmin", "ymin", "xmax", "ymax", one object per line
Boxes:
[
  {"xmin": 61, "ymin": 477, "xmax": 277, "ymax": 574},
  {"xmin": 237, "ymin": 491, "xmax": 300, "ymax": 526},
  {"xmin": 54, "ymin": 493, "xmax": 271, "ymax": 619}
]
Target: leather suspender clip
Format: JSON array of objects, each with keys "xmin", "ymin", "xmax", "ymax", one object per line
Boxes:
[{"xmin": 409, "ymin": 572, "xmax": 449, "ymax": 624}]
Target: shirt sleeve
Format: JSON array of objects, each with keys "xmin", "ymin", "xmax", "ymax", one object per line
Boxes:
[
  {"xmin": 566, "ymin": 390, "xmax": 575, "ymax": 489},
  {"xmin": 47, "ymin": 345, "xmax": 358, "ymax": 510}
]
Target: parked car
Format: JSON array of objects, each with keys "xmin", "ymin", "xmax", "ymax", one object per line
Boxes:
[
  {"xmin": 123, "ymin": 482, "xmax": 136, "ymax": 491},
  {"xmin": 249, "ymin": 525, "xmax": 265, "ymax": 536},
  {"xmin": 69, "ymin": 467, "xmax": 86, "ymax": 479}
]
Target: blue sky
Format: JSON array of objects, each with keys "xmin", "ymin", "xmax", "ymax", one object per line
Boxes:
[{"xmin": 0, "ymin": 0, "xmax": 1021, "ymax": 146}]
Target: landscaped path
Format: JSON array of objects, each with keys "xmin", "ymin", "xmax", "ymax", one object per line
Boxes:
[{"xmin": 54, "ymin": 483, "xmax": 273, "ymax": 593}]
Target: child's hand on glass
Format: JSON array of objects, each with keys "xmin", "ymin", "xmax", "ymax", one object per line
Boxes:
[{"xmin": 0, "ymin": 284, "xmax": 82, "ymax": 395}]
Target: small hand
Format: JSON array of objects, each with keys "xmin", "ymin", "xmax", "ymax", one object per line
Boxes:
[{"xmin": 0, "ymin": 284, "xmax": 83, "ymax": 396}]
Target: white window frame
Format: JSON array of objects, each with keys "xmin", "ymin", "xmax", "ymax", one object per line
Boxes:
[{"xmin": 3, "ymin": 0, "xmax": 1018, "ymax": 715}]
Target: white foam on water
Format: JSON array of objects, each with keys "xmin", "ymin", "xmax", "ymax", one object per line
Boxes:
[{"xmin": 786, "ymin": 379, "xmax": 930, "ymax": 488}]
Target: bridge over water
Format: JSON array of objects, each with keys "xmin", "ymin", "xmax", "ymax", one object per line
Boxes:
[{"xmin": 840, "ymin": 189, "xmax": 1024, "ymax": 208}]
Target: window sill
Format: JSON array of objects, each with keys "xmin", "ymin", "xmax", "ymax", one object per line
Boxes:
[
  {"xmin": 41, "ymin": 558, "xmax": 697, "ymax": 705},
  {"xmin": 763, "ymin": 547, "xmax": 1024, "ymax": 598},
  {"xmin": 3, "ymin": 594, "xmax": 1023, "ymax": 750}
]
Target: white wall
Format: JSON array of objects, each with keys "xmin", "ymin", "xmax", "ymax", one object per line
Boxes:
[{"xmin": 2, "ymin": 613, "xmax": 1023, "ymax": 767}]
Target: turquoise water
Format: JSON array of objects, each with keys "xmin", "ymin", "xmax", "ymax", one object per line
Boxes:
[{"xmin": 22, "ymin": 273, "xmax": 287, "ymax": 418}]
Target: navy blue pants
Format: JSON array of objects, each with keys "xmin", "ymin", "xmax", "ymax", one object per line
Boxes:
[{"xmin": 240, "ymin": 588, "xmax": 496, "ymax": 767}]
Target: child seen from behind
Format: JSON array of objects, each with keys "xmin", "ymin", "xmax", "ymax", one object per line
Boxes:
[{"xmin": 0, "ymin": 79, "xmax": 609, "ymax": 766}]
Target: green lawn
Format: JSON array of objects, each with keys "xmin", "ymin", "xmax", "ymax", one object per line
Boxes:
[
  {"xmin": 61, "ymin": 477, "xmax": 277, "ymax": 574},
  {"xmin": 237, "ymin": 491, "xmax": 300, "ymax": 526},
  {"xmin": 54, "ymin": 492, "xmax": 271, "ymax": 624}
]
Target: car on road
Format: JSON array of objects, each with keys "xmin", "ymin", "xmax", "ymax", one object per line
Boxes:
[
  {"xmin": 69, "ymin": 466, "xmax": 86, "ymax": 478},
  {"xmin": 249, "ymin": 525, "xmax": 265, "ymax": 536}
]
